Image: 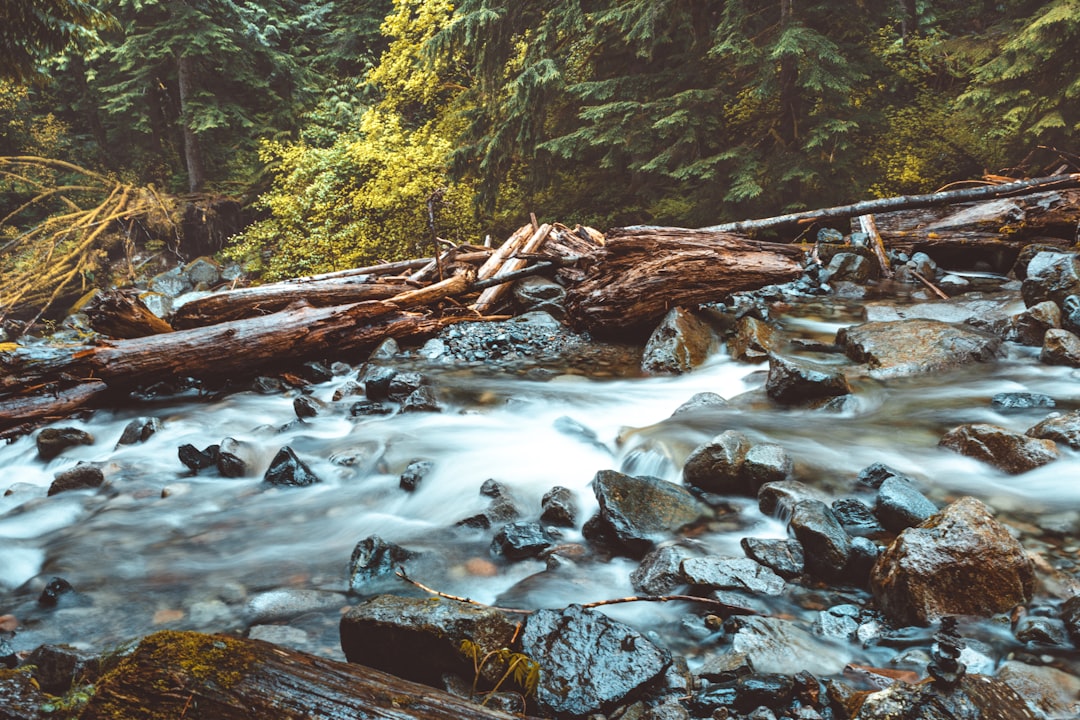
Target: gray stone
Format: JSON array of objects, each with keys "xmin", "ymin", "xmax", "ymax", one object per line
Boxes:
[
  {"xmin": 48, "ymin": 463, "xmax": 105, "ymax": 496},
  {"xmin": 263, "ymin": 446, "xmax": 322, "ymax": 486},
  {"xmin": 740, "ymin": 537, "xmax": 805, "ymax": 579},
  {"xmin": 728, "ymin": 315, "xmax": 779, "ymax": 362},
  {"xmin": 37, "ymin": 427, "xmax": 94, "ymax": 461},
  {"xmin": 671, "ymin": 392, "xmax": 729, "ymax": 416},
  {"xmin": 184, "ymin": 256, "xmax": 222, "ymax": 286},
  {"xmin": 855, "ymin": 673, "xmax": 1041, "ymax": 720},
  {"xmin": 682, "ymin": 430, "xmax": 751, "ymax": 495},
  {"xmin": 137, "ymin": 291, "xmax": 173, "ymax": 318},
  {"xmin": 766, "ymin": 353, "xmax": 852, "ymax": 405},
  {"xmin": 491, "ymin": 521, "xmax": 553, "ymax": 560},
  {"xmin": 247, "ymin": 624, "xmax": 310, "ymax": 649},
  {"xmin": 728, "ymin": 616, "xmax": 851, "ymax": 676},
  {"xmin": 826, "ymin": 252, "xmax": 873, "ymax": 283},
  {"xmin": 741, "ymin": 444, "xmax": 793, "ymax": 492},
  {"xmin": 369, "ymin": 337, "xmax": 399, "ymax": 360},
  {"xmin": 631, "ymin": 545, "xmax": 694, "ymax": 595},
  {"xmin": 789, "ymin": 500, "xmax": 853, "ymax": 581},
  {"xmin": 1022, "ymin": 251, "xmax": 1080, "ymax": 307},
  {"xmin": 540, "ymin": 486, "xmax": 578, "ymax": 527},
  {"xmin": 399, "ymin": 459, "xmax": 434, "ymax": 492},
  {"xmin": 401, "ymin": 385, "xmax": 441, "ymax": 413},
  {"xmin": 758, "ymin": 480, "xmax": 829, "ymax": 519},
  {"xmin": 996, "ymin": 660, "xmax": 1080, "ymax": 720},
  {"xmin": 992, "ymin": 392, "xmax": 1056, "ymax": 411},
  {"xmin": 812, "ymin": 604, "xmax": 860, "ymax": 642},
  {"xmin": 245, "ymin": 588, "xmax": 344, "ymax": 624},
  {"xmin": 831, "ymin": 498, "xmax": 887, "ymax": 539},
  {"xmin": 148, "ymin": 266, "xmax": 193, "ymax": 297},
  {"xmin": 1041, "ymin": 328, "xmax": 1080, "ymax": 366},
  {"xmin": 1013, "ymin": 615, "xmax": 1069, "ymax": 646},
  {"xmin": 874, "ymin": 477, "xmax": 937, "ymax": 533},
  {"xmin": 939, "ymin": 423, "xmax": 1059, "ymax": 474},
  {"xmin": 838, "ymin": 318, "xmax": 1003, "ymax": 378},
  {"xmin": 348, "ymin": 535, "xmax": 418, "ymax": 593},
  {"xmin": 1008, "ymin": 300, "xmax": 1061, "ymax": 346},
  {"xmin": 680, "ymin": 556, "xmax": 786, "ymax": 596},
  {"xmin": 641, "ymin": 306, "xmax": 715, "ymax": 375}
]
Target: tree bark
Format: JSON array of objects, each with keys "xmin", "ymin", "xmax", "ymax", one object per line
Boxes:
[
  {"xmin": 79, "ymin": 631, "xmax": 531, "ymax": 720},
  {"xmin": 85, "ymin": 289, "xmax": 175, "ymax": 337},
  {"xmin": 564, "ymin": 228, "xmax": 804, "ymax": 336},
  {"xmin": 177, "ymin": 53, "xmax": 206, "ymax": 194}
]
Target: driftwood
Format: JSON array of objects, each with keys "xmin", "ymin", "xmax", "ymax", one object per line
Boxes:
[
  {"xmin": 84, "ymin": 289, "xmax": 174, "ymax": 338},
  {"xmin": 473, "ymin": 223, "xmax": 553, "ymax": 313},
  {"xmin": 565, "ymin": 228, "xmax": 804, "ymax": 335},
  {"xmin": 78, "ymin": 630, "xmax": 529, "ymax": 720}
]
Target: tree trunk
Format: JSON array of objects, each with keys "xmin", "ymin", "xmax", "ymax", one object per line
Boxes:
[
  {"xmin": 564, "ymin": 228, "xmax": 804, "ymax": 336},
  {"xmin": 79, "ymin": 631, "xmax": 531, "ymax": 720},
  {"xmin": 177, "ymin": 53, "xmax": 206, "ymax": 193},
  {"xmin": 85, "ymin": 290, "xmax": 175, "ymax": 338}
]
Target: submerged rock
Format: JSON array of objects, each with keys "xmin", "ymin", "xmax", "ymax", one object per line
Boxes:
[
  {"xmin": 870, "ymin": 497, "xmax": 1035, "ymax": 626},
  {"xmin": 640, "ymin": 306, "xmax": 715, "ymax": 375},
  {"xmin": 837, "ymin": 318, "xmax": 1002, "ymax": 377},
  {"xmin": 520, "ymin": 604, "xmax": 671, "ymax": 717},
  {"xmin": 938, "ymin": 423, "xmax": 1059, "ymax": 474},
  {"xmin": 992, "ymin": 392, "xmax": 1056, "ymax": 411},
  {"xmin": 766, "ymin": 353, "xmax": 852, "ymax": 405},
  {"xmin": 48, "ymin": 463, "xmax": 105, "ymax": 496},
  {"xmin": 348, "ymin": 535, "xmax": 418, "ymax": 593},
  {"xmin": 116, "ymin": 417, "xmax": 162, "ymax": 446},
  {"xmin": 263, "ymin": 446, "xmax": 322, "ymax": 487},
  {"xmin": 37, "ymin": 427, "xmax": 94, "ymax": 462},
  {"xmin": 727, "ymin": 616, "xmax": 851, "ymax": 676}
]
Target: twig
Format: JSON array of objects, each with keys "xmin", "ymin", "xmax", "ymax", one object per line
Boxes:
[{"xmin": 912, "ymin": 270, "xmax": 950, "ymax": 300}]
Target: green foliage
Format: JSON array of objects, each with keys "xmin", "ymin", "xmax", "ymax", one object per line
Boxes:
[
  {"xmin": 459, "ymin": 638, "xmax": 540, "ymax": 705},
  {"xmin": 0, "ymin": 0, "xmax": 113, "ymax": 83}
]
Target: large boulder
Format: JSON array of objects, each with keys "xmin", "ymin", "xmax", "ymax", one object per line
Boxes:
[
  {"xmin": 938, "ymin": 423, "xmax": 1059, "ymax": 474},
  {"xmin": 36, "ymin": 427, "xmax": 94, "ymax": 462},
  {"xmin": 640, "ymin": 306, "xmax": 715, "ymax": 375},
  {"xmin": 583, "ymin": 470, "xmax": 711, "ymax": 557},
  {"xmin": 1021, "ymin": 251, "xmax": 1080, "ymax": 307},
  {"xmin": 1041, "ymin": 328, "xmax": 1080, "ymax": 366},
  {"xmin": 520, "ymin": 604, "xmax": 671, "ymax": 717},
  {"xmin": 766, "ymin": 353, "xmax": 852, "ymax": 405},
  {"xmin": 680, "ymin": 556, "xmax": 786, "ymax": 596},
  {"xmin": 837, "ymin": 318, "xmax": 1002, "ymax": 377},
  {"xmin": 854, "ymin": 674, "xmax": 1040, "ymax": 720},
  {"xmin": 1027, "ymin": 410, "xmax": 1080, "ymax": 449},
  {"xmin": 870, "ymin": 497, "xmax": 1035, "ymax": 626}
]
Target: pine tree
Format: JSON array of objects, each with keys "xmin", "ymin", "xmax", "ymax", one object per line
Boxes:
[{"xmin": 0, "ymin": 0, "xmax": 113, "ymax": 83}]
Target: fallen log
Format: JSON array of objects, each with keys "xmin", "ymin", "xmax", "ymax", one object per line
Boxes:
[
  {"xmin": 79, "ymin": 630, "xmax": 529, "ymax": 720},
  {"xmin": 84, "ymin": 290, "xmax": 174, "ymax": 338},
  {"xmin": 564, "ymin": 228, "xmax": 804, "ymax": 335},
  {"xmin": 473, "ymin": 223, "xmax": 553, "ymax": 314}
]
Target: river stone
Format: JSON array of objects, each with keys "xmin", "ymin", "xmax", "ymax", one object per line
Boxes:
[
  {"xmin": 832, "ymin": 498, "xmax": 887, "ymax": 539},
  {"xmin": 292, "ymin": 394, "xmax": 323, "ymax": 419},
  {"xmin": 1013, "ymin": 243, "xmax": 1066, "ymax": 280},
  {"xmin": 682, "ymin": 430, "xmax": 751, "ymax": 495},
  {"xmin": 992, "ymin": 392, "xmax": 1056, "ymax": 411},
  {"xmin": 728, "ymin": 616, "xmax": 851, "ymax": 676},
  {"xmin": 401, "ymin": 385, "xmax": 441, "ymax": 413},
  {"xmin": 681, "ymin": 556, "xmax": 786, "ymax": 596},
  {"xmin": 398, "ymin": 459, "xmax": 434, "ymax": 492},
  {"xmin": 491, "ymin": 521, "xmax": 553, "ymax": 560},
  {"xmin": 1062, "ymin": 594, "xmax": 1080, "ymax": 643},
  {"xmin": 263, "ymin": 446, "xmax": 322, "ymax": 486},
  {"xmin": 520, "ymin": 604, "xmax": 671, "ymax": 717},
  {"xmin": 348, "ymin": 535, "xmax": 418, "ymax": 593},
  {"xmin": 245, "ymin": 588, "xmax": 344, "ymax": 624},
  {"xmin": 1009, "ymin": 300, "xmax": 1061, "ymax": 346},
  {"xmin": 332, "ymin": 380, "xmax": 364, "ymax": 401},
  {"xmin": 137, "ymin": 291, "xmax": 172, "ymax": 318},
  {"xmin": 766, "ymin": 353, "xmax": 852, "ymax": 405},
  {"xmin": 1040, "ymin": 328, "xmax": 1080, "ymax": 366},
  {"xmin": 540, "ymin": 486, "xmax": 578, "ymax": 527},
  {"xmin": 361, "ymin": 365, "xmax": 397, "ymax": 401},
  {"xmin": 789, "ymin": 500, "xmax": 853, "ymax": 581},
  {"xmin": 853, "ymin": 673, "xmax": 1040, "ymax": 720},
  {"xmin": 37, "ymin": 427, "xmax": 94, "ymax": 462},
  {"xmin": 388, "ymin": 371, "xmax": 427, "ymax": 401},
  {"xmin": 641, "ymin": 306, "xmax": 715, "ymax": 375},
  {"xmin": 631, "ymin": 545, "xmax": 695, "ymax": 595},
  {"xmin": 837, "ymin": 318, "xmax": 1002, "ymax": 377},
  {"xmin": 369, "ymin": 337, "xmax": 399, "ymax": 361},
  {"xmin": 855, "ymin": 462, "xmax": 913, "ymax": 490},
  {"xmin": 1030, "ymin": 411, "xmax": 1080, "ymax": 449},
  {"xmin": 728, "ymin": 315, "xmax": 779, "ymax": 362},
  {"xmin": 740, "ymin": 537, "xmax": 805, "ymax": 579},
  {"xmin": 301, "ymin": 361, "xmax": 334, "ymax": 383},
  {"xmin": 996, "ymin": 660, "xmax": 1080, "ymax": 719},
  {"xmin": 870, "ymin": 497, "xmax": 1035, "ymax": 626},
  {"xmin": 48, "ymin": 463, "xmax": 105, "ymax": 496},
  {"xmin": 672, "ymin": 391, "xmax": 729, "ymax": 416},
  {"xmin": 148, "ymin": 266, "xmax": 193, "ymax": 297},
  {"xmin": 25, "ymin": 644, "xmax": 100, "ymax": 695},
  {"xmin": 340, "ymin": 595, "xmax": 518, "ymax": 687},
  {"xmin": 826, "ymin": 252, "xmax": 873, "ymax": 283},
  {"xmin": 874, "ymin": 477, "xmax": 937, "ymax": 533},
  {"xmin": 183, "ymin": 256, "xmax": 222, "ymax": 286},
  {"xmin": 583, "ymin": 470, "xmax": 711, "ymax": 557},
  {"xmin": 1013, "ymin": 615, "xmax": 1068, "ymax": 646},
  {"xmin": 1021, "ymin": 251, "xmax": 1080, "ymax": 307},
  {"xmin": 116, "ymin": 417, "xmax": 162, "ymax": 446},
  {"xmin": 758, "ymin": 480, "xmax": 830, "ymax": 519},
  {"xmin": 741, "ymin": 443, "xmax": 793, "ymax": 492},
  {"xmin": 938, "ymin": 423, "xmax": 1059, "ymax": 474},
  {"xmin": 178, "ymin": 443, "xmax": 218, "ymax": 472}
]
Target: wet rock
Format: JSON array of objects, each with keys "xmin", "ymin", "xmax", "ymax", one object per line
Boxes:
[
  {"xmin": 583, "ymin": 469, "xmax": 712, "ymax": 558},
  {"xmin": 992, "ymin": 392, "xmax": 1056, "ymax": 411},
  {"xmin": 368, "ymin": 338, "xmax": 399, "ymax": 361},
  {"xmin": 263, "ymin": 446, "xmax": 322, "ymax": 487},
  {"xmin": 846, "ymin": 537, "xmax": 881, "ymax": 585},
  {"xmin": 681, "ymin": 556, "xmax": 786, "ymax": 596},
  {"xmin": 36, "ymin": 427, "xmax": 94, "ymax": 462},
  {"xmin": 853, "ymin": 673, "xmax": 1040, "ymax": 720},
  {"xmin": 1008, "ymin": 300, "xmax": 1061, "ymax": 346},
  {"xmin": 758, "ymin": 480, "xmax": 830, "ymax": 519},
  {"xmin": 1013, "ymin": 615, "xmax": 1068, "ymax": 646},
  {"xmin": 217, "ymin": 437, "xmax": 252, "ymax": 478},
  {"xmin": 348, "ymin": 535, "xmax": 418, "ymax": 593},
  {"xmin": 682, "ymin": 430, "xmax": 751, "ymax": 495},
  {"xmin": 832, "ymin": 498, "xmax": 887, "ymax": 539},
  {"xmin": 300, "ymin": 360, "xmax": 333, "ymax": 384},
  {"xmin": 1026, "ymin": 410, "xmax": 1080, "ymax": 449},
  {"xmin": 457, "ymin": 482, "xmax": 520, "ymax": 529},
  {"xmin": 178, "ymin": 443, "xmax": 219, "ymax": 472},
  {"xmin": 388, "ymin": 371, "xmax": 427, "ymax": 401},
  {"xmin": 826, "ymin": 252, "xmax": 873, "ymax": 283},
  {"xmin": 938, "ymin": 423, "xmax": 1059, "ymax": 474},
  {"xmin": 246, "ymin": 588, "xmax": 345, "ymax": 624},
  {"xmin": 631, "ymin": 545, "xmax": 695, "ymax": 595},
  {"xmin": 937, "ymin": 274, "xmax": 971, "ymax": 295},
  {"xmin": 740, "ymin": 537, "xmax": 805, "ymax": 579},
  {"xmin": 996, "ymin": 660, "xmax": 1080, "ymax": 719},
  {"xmin": 251, "ymin": 375, "xmax": 284, "ymax": 394},
  {"xmin": 350, "ymin": 400, "xmax": 393, "ymax": 416},
  {"xmin": 332, "ymin": 380, "xmax": 364, "ymax": 401},
  {"xmin": 1040, "ymin": 328, "xmax": 1080, "ymax": 366},
  {"xmin": 1060, "ymin": 594, "xmax": 1080, "ymax": 643},
  {"xmin": 837, "ymin": 318, "xmax": 1002, "ymax": 377},
  {"xmin": 25, "ymin": 644, "xmax": 100, "ymax": 694},
  {"xmin": 855, "ymin": 462, "xmax": 912, "ymax": 490},
  {"xmin": 491, "ymin": 522, "xmax": 553, "ymax": 560},
  {"xmin": 399, "ymin": 459, "xmax": 434, "ymax": 492},
  {"xmin": 789, "ymin": 500, "xmax": 853, "ymax": 581},
  {"xmin": 672, "ymin": 391, "xmax": 729, "ymax": 416},
  {"xmin": 361, "ymin": 365, "xmax": 397, "ymax": 402},
  {"xmin": 340, "ymin": 594, "xmax": 518, "ymax": 687},
  {"xmin": 1021, "ymin": 250, "xmax": 1080, "ymax": 307},
  {"xmin": 293, "ymin": 394, "xmax": 323, "ymax": 419},
  {"xmin": 696, "ymin": 650, "xmax": 754, "ymax": 683},
  {"xmin": 728, "ymin": 315, "xmax": 779, "ymax": 362},
  {"xmin": 540, "ymin": 486, "xmax": 578, "ymax": 527},
  {"xmin": 1013, "ymin": 243, "xmax": 1066, "ymax": 280},
  {"xmin": 741, "ymin": 443, "xmax": 794, "ymax": 492},
  {"xmin": 641, "ymin": 306, "xmax": 715, "ymax": 375},
  {"xmin": 766, "ymin": 353, "xmax": 852, "ymax": 405},
  {"xmin": 138, "ymin": 291, "xmax": 172, "ymax": 318},
  {"xmin": 870, "ymin": 497, "xmax": 1035, "ymax": 626},
  {"xmin": 874, "ymin": 477, "xmax": 937, "ymax": 533},
  {"xmin": 148, "ymin": 266, "xmax": 193, "ymax": 297},
  {"xmin": 813, "ymin": 604, "xmax": 861, "ymax": 642},
  {"xmin": 401, "ymin": 385, "xmax": 441, "ymax": 413},
  {"xmin": 38, "ymin": 577, "xmax": 74, "ymax": 607},
  {"xmin": 48, "ymin": 463, "xmax": 105, "ymax": 496},
  {"xmin": 727, "ymin": 616, "xmax": 851, "ymax": 676},
  {"xmin": 116, "ymin": 417, "xmax": 162, "ymax": 446},
  {"xmin": 520, "ymin": 604, "xmax": 671, "ymax": 717}
]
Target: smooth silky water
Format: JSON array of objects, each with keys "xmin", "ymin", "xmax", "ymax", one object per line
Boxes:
[{"xmin": 2, "ymin": 293, "xmax": 1079, "ymax": 679}]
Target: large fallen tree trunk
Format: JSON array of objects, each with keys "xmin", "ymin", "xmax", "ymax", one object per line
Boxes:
[
  {"xmin": 564, "ymin": 229, "xmax": 804, "ymax": 335},
  {"xmin": 78, "ymin": 630, "xmax": 529, "ymax": 720}
]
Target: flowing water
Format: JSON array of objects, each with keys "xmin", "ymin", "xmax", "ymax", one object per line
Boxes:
[{"xmin": 2, "ymin": 288, "xmax": 1079, "ymax": 684}]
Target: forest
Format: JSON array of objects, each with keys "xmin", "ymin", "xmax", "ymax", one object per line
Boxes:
[{"xmin": 1, "ymin": 0, "xmax": 1079, "ymax": 322}]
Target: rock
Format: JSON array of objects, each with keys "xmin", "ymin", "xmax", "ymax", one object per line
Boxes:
[
  {"xmin": 728, "ymin": 315, "xmax": 779, "ymax": 362},
  {"xmin": 1040, "ymin": 328, "xmax": 1080, "ymax": 366},
  {"xmin": 457, "ymin": 481, "xmax": 520, "ymax": 529},
  {"xmin": 996, "ymin": 660, "xmax": 1080, "ymax": 719},
  {"xmin": 491, "ymin": 522, "xmax": 553, "ymax": 560},
  {"xmin": 937, "ymin": 274, "xmax": 970, "ymax": 294},
  {"xmin": 1021, "ymin": 251, "xmax": 1080, "ymax": 307},
  {"xmin": 348, "ymin": 535, "xmax": 418, "ymax": 593},
  {"xmin": 401, "ymin": 386, "xmax": 441, "ymax": 413},
  {"xmin": 855, "ymin": 462, "xmax": 912, "ymax": 490},
  {"xmin": 831, "ymin": 498, "xmax": 887, "ymax": 539},
  {"xmin": 682, "ymin": 430, "xmax": 751, "ymax": 495},
  {"xmin": 387, "ymin": 372, "xmax": 427, "ymax": 401},
  {"xmin": 837, "ymin": 318, "xmax": 1002, "ymax": 378},
  {"xmin": 874, "ymin": 477, "xmax": 937, "ymax": 533},
  {"xmin": 263, "ymin": 446, "xmax": 322, "ymax": 487},
  {"xmin": 870, "ymin": 497, "xmax": 1035, "ymax": 626},
  {"xmin": 48, "ymin": 463, "xmax": 105, "ymax": 496},
  {"xmin": 938, "ymin": 423, "xmax": 1059, "ymax": 474},
  {"xmin": 184, "ymin": 256, "xmax": 222, "ymax": 286},
  {"xmin": 1013, "ymin": 243, "xmax": 1066, "ymax": 280},
  {"xmin": 245, "ymin": 588, "xmax": 345, "ymax": 624},
  {"xmin": 1026, "ymin": 410, "xmax": 1080, "ymax": 449},
  {"xmin": 813, "ymin": 604, "xmax": 861, "ymax": 642},
  {"xmin": 681, "ymin": 556, "xmax": 786, "ymax": 596},
  {"xmin": 672, "ymin": 392, "xmax": 729, "ymax": 416},
  {"xmin": 1008, "ymin": 300, "xmax": 1061, "ymax": 346},
  {"xmin": 728, "ymin": 616, "xmax": 851, "ymax": 676},
  {"xmin": 740, "ymin": 537, "xmax": 805, "ymax": 579},
  {"xmin": 148, "ymin": 266, "xmax": 193, "ymax": 297},
  {"xmin": 992, "ymin": 392, "xmax": 1056, "ymax": 411},
  {"xmin": 789, "ymin": 500, "xmax": 853, "ymax": 581},
  {"xmin": 513, "ymin": 276, "xmax": 566, "ymax": 318},
  {"xmin": 399, "ymin": 459, "xmax": 434, "ymax": 492},
  {"xmin": 36, "ymin": 427, "xmax": 94, "ymax": 461},
  {"xmin": 332, "ymin": 380, "xmax": 364, "ymax": 401},
  {"xmin": 368, "ymin": 338, "xmax": 399, "ymax": 361},
  {"xmin": 540, "ymin": 486, "xmax": 578, "ymax": 527},
  {"xmin": 38, "ymin": 577, "xmax": 75, "ymax": 607},
  {"xmin": 641, "ymin": 307, "xmax": 715, "ymax": 375},
  {"xmin": 520, "ymin": 604, "xmax": 671, "ymax": 717},
  {"xmin": 178, "ymin": 443, "xmax": 219, "ymax": 472},
  {"xmin": 1014, "ymin": 615, "xmax": 1068, "ymax": 645},
  {"xmin": 138, "ymin": 291, "xmax": 172, "ymax": 318},
  {"xmin": 741, "ymin": 443, "xmax": 794, "ymax": 492},
  {"xmin": 766, "ymin": 353, "xmax": 852, "ymax": 405},
  {"xmin": 853, "ymin": 674, "xmax": 1041, "ymax": 720},
  {"xmin": 25, "ymin": 644, "xmax": 100, "ymax": 694},
  {"xmin": 361, "ymin": 365, "xmax": 397, "ymax": 401},
  {"xmin": 758, "ymin": 480, "xmax": 830, "ymax": 519},
  {"xmin": 116, "ymin": 417, "xmax": 162, "ymax": 446},
  {"xmin": 301, "ymin": 361, "xmax": 334, "ymax": 383},
  {"xmin": 826, "ymin": 252, "xmax": 873, "ymax": 283},
  {"xmin": 846, "ymin": 537, "xmax": 880, "ymax": 585},
  {"xmin": 631, "ymin": 545, "xmax": 695, "ymax": 595},
  {"xmin": 1062, "ymin": 594, "xmax": 1080, "ymax": 644},
  {"xmin": 583, "ymin": 470, "xmax": 712, "ymax": 557},
  {"xmin": 350, "ymin": 400, "xmax": 393, "ymax": 416},
  {"xmin": 293, "ymin": 395, "xmax": 323, "ymax": 419},
  {"xmin": 340, "ymin": 594, "xmax": 518, "ymax": 687}
]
